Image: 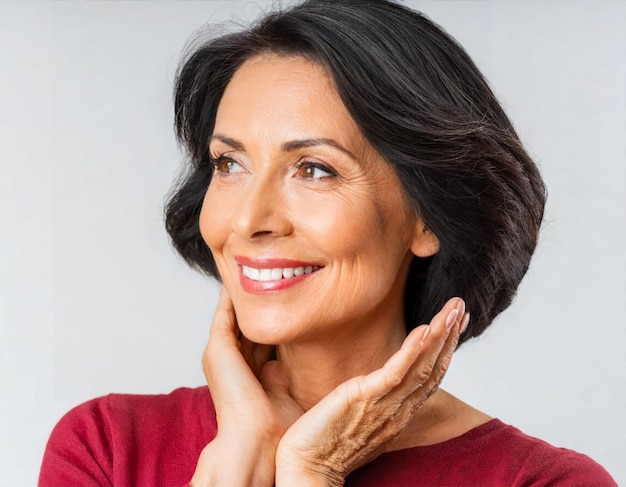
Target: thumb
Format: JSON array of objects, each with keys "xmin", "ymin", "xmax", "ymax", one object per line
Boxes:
[
  {"xmin": 260, "ymin": 360, "xmax": 291, "ymax": 397},
  {"xmin": 209, "ymin": 287, "xmax": 238, "ymax": 340}
]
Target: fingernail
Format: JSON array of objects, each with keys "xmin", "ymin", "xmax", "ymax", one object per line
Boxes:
[
  {"xmin": 456, "ymin": 300, "xmax": 465, "ymax": 317},
  {"xmin": 460, "ymin": 312, "xmax": 470, "ymax": 334},
  {"xmin": 421, "ymin": 326, "xmax": 431, "ymax": 344},
  {"xmin": 445, "ymin": 309, "xmax": 458, "ymax": 330}
]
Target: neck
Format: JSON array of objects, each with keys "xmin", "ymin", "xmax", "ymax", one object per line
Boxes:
[
  {"xmin": 274, "ymin": 317, "xmax": 484, "ymax": 450},
  {"xmin": 273, "ymin": 298, "xmax": 492, "ymax": 449},
  {"xmin": 276, "ymin": 306, "xmax": 406, "ymax": 411}
]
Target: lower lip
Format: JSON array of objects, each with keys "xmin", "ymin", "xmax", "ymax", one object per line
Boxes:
[{"xmin": 238, "ymin": 267, "xmax": 320, "ymax": 293}]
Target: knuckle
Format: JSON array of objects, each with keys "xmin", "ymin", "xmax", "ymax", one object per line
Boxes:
[
  {"xmin": 412, "ymin": 357, "xmax": 437, "ymax": 386},
  {"xmin": 385, "ymin": 370, "xmax": 404, "ymax": 389},
  {"xmin": 435, "ymin": 351, "xmax": 454, "ymax": 379},
  {"xmin": 413, "ymin": 368, "xmax": 431, "ymax": 386},
  {"xmin": 438, "ymin": 360, "xmax": 450, "ymax": 375}
]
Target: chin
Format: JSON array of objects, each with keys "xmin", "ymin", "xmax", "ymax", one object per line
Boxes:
[{"xmin": 234, "ymin": 307, "xmax": 301, "ymax": 345}]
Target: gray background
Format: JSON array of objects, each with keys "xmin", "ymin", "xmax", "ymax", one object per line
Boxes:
[{"xmin": 1, "ymin": 1, "xmax": 624, "ymax": 485}]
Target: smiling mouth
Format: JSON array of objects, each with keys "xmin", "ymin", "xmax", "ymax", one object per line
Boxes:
[{"xmin": 241, "ymin": 265, "xmax": 321, "ymax": 281}]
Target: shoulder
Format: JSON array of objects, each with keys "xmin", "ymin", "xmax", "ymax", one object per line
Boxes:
[
  {"xmin": 99, "ymin": 385, "xmax": 216, "ymax": 428},
  {"xmin": 39, "ymin": 386, "xmax": 216, "ymax": 487},
  {"xmin": 348, "ymin": 419, "xmax": 617, "ymax": 486},
  {"xmin": 49, "ymin": 386, "xmax": 216, "ymax": 444},
  {"xmin": 434, "ymin": 418, "xmax": 616, "ymax": 486},
  {"xmin": 493, "ymin": 421, "xmax": 617, "ymax": 486}
]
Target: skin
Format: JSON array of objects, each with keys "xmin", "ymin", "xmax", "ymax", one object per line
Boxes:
[{"xmin": 192, "ymin": 55, "xmax": 490, "ymax": 486}]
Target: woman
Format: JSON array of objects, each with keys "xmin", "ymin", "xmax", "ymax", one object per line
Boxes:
[{"xmin": 39, "ymin": 0, "xmax": 617, "ymax": 485}]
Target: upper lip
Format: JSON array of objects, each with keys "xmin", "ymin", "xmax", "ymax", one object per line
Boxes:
[{"xmin": 234, "ymin": 255, "xmax": 322, "ymax": 269}]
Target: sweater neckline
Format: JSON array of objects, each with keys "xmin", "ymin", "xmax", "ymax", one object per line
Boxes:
[{"xmin": 384, "ymin": 418, "xmax": 507, "ymax": 457}]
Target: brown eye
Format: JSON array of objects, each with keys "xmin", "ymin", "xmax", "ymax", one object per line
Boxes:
[
  {"xmin": 295, "ymin": 161, "xmax": 336, "ymax": 179},
  {"xmin": 212, "ymin": 157, "xmax": 243, "ymax": 174}
]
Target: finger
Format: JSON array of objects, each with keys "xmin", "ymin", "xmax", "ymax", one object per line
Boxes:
[
  {"xmin": 398, "ymin": 298, "xmax": 464, "ymax": 394},
  {"xmin": 208, "ymin": 287, "xmax": 239, "ymax": 341},
  {"xmin": 344, "ymin": 324, "xmax": 426, "ymax": 401},
  {"xmin": 203, "ymin": 288, "xmax": 239, "ymax": 376},
  {"xmin": 260, "ymin": 361, "xmax": 305, "ymax": 428},
  {"xmin": 202, "ymin": 288, "xmax": 261, "ymax": 402},
  {"xmin": 260, "ymin": 360, "xmax": 291, "ymax": 396},
  {"xmin": 240, "ymin": 334, "xmax": 274, "ymax": 377},
  {"xmin": 423, "ymin": 311, "xmax": 468, "ymax": 394},
  {"xmin": 378, "ymin": 325, "xmax": 429, "ymax": 388},
  {"xmin": 371, "ymin": 306, "xmax": 466, "ymax": 426},
  {"xmin": 252, "ymin": 342, "xmax": 275, "ymax": 371},
  {"xmin": 368, "ymin": 311, "xmax": 467, "ymax": 446},
  {"xmin": 397, "ymin": 309, "xmax": 467, "ymax": 418},
  {"xmin": 352, "ymin": 298, "xmax": 462, "ymax": 399}
]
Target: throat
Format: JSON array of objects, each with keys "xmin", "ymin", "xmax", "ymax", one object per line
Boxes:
[{"xmin": 276, "ymin": 327, "xmax": 405, "ymax": 411}]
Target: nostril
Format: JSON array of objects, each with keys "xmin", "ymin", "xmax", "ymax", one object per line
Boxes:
[
  {"xmin": 250, "ymin": 230, "xmax": 273, "ymax": 238},
  {"xmin": 229, "ymin": 186, "xmax": 294, "ymax": 239}
]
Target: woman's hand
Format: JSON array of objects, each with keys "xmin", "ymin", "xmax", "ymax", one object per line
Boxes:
[
  {"xmin": 190, "ymin": 291, "xmax": 466, "ymax": 486},
  {"xmin": 190, "ymin": 288, "xmax": 303, "ymax": 487},
  {"xmin": 274, "ymin": 298, "xmax": 468, "ymax": 487}
]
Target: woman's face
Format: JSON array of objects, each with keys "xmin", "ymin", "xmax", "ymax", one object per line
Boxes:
[{"xmin": 200, "ymin": 55, "xmax": 437, "ymax": 345}]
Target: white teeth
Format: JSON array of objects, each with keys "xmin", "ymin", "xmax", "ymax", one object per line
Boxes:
[
  {"xmin": 242, "ymin": 264, "xmax": 319, "ymax": 281},
  {"xmin": 242, "ymin": 265, "xmax": 261, "ymax": 281}
]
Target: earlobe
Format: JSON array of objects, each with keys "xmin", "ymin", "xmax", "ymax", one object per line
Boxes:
[{"xmin": 410, "ymin": 221, "xmax": 439, "ymax": 257}]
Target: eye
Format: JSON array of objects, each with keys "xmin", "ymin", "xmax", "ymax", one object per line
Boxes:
[
  {"xmin": 211, "ymin": 155, "xmax": 244, "ymax": 174},
  {"xmin": 295, "ymin": 161, "xmax": 337, "ymax": 180}
]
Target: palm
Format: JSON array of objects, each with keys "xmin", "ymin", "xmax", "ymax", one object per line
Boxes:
[{"xmin": 202, "ymin": 291, "xmax": 303, "ymax": 441}]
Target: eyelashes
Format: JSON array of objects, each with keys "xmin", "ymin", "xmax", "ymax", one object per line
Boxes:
[
  {"xmin": 209, "ymin": 153, "xmax": 339, "ymax": 180},
  {"xmin": 210, "ymin": 154, "xmax": 243, "ymax": 174},
  {"xmin": 294, "ymin": 161, "xmax": 338, "ymax": 179}
]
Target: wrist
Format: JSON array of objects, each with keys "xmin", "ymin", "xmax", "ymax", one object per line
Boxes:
[
  {"xmin": 276, "ymin": 466, "xmax": 344, "ymax": 487},
  {"xmin": 191, "ymin": 434, "xmax": 278, "ymax": 487},
  {"xmin": 275, "ymin": 450, "xmax": 344, "ymax": 487}
]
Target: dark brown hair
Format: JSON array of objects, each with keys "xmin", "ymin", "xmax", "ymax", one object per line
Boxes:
[{"xmin": 166, "ymin": 0, "xmax": 547, "ymax": 346}]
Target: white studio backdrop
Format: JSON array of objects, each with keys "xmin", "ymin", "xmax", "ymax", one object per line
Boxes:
[{"xmin": 1, "ymin": 1, "xmax": 624, "ymax": 485}]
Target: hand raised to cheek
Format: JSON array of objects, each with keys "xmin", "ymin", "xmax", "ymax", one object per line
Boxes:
[
  {"xmin": 275, "ymin": 298, "xmax": 468, "ymax": 486},
  {"xmin": 191, "ymin": 289, "xmax": 466, "ymax": 486},
  {"xmin": 190, "ymin": 288, "xmax": 304, "ymax": 487}
]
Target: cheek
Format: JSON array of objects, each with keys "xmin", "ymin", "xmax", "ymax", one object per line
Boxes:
[{"xmin": 290, "ymin": 190, "xmax": 401, "ymax": 261}]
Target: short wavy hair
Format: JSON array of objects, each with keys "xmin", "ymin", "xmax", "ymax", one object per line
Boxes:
[{"xmin": 165, "ymin": 0, "xmax": 547, "ymax": 347}]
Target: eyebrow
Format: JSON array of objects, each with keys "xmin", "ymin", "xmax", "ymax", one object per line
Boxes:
[{"xmin": 210, "ymin": 134, "xmax": 358, "ymax": 161}]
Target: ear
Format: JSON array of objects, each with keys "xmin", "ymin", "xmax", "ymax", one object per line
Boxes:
[{"xmin": 410, "ymin": 220, "xmax": 439, "ymax": 257}]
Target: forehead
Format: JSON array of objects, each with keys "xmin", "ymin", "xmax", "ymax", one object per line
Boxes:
[{"xmin": 214, "ymin": 54, "xmax": 366, "ymax": 151}]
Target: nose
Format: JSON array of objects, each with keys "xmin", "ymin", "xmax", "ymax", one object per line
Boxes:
[{"xmin": 229, "ymin": 172, "xmax": 293, "ymax": 240}]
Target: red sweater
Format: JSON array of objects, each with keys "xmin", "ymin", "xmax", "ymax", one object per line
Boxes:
[{"xmin": 39, "ymin": 387, "xmax": 616, "ymax": 486}]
